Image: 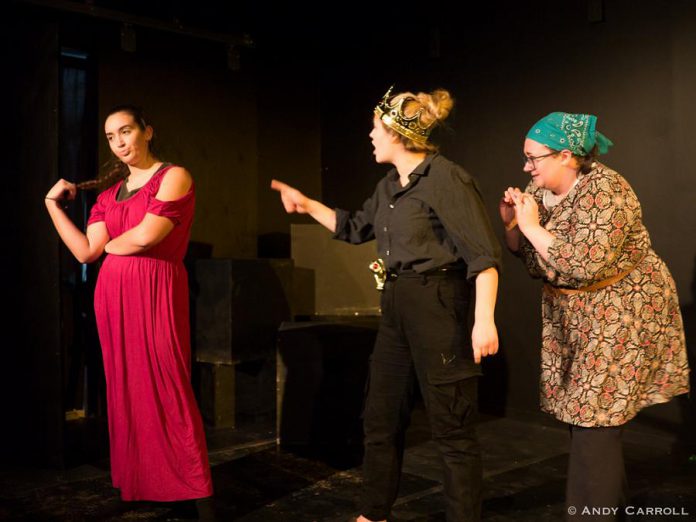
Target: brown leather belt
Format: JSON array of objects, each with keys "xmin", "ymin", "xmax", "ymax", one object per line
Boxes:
[{"xmin": 543, "ymin": 255, "xmax": 645, "ymax": 296}]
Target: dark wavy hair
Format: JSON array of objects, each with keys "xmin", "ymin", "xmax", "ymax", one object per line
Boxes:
[
  {"xmin": 574, "ymin": 145, "xmax": 599, "ymax": 174},
  {"xmin": 77, "ymin": 105, "xmax": 158, "ymax": 191}
]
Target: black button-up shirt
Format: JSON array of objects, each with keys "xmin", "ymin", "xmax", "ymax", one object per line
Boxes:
[{"xmin": 333, "ymin": 154, "xmax": 502, "ymax": 280}]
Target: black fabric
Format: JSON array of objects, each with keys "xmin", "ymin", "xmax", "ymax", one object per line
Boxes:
[
  {"xmin": 115, "ymin": 162, "xmax": 172, "ymax": 202},
  {"xmin": 566, "ymin": 425, "xmax": 628, "ymax": 522},
  {"xmin": 115, "ymin": 182, "xmax": 141, "ymax": 202},
  {"xmin": 359, "ymin": 273, "xmax": 482, "ymax": 521},
  {"xmin": 333, "ymin": 154, "xmax": 502, "ymax": 281}
]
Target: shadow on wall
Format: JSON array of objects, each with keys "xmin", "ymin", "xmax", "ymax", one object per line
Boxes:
[
  {"xmin": 480, "ymin": 342, "xmax": 509, "ymax": 417},
  {"xmin": 276, "ymin": 321, "xmax": 377, "ymax": 470},
  {"xmin": 676, "ymin": 256, "xmax": 696, "ymax": 455},
  {"xmin": 258, "ymin": 232, "xmax": 291, "ymax": 259}
]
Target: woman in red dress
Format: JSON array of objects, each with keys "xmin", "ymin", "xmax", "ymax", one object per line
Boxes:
[{"xmin": 45, "ymin": 106, "xmax": 213, "ymax": 506}]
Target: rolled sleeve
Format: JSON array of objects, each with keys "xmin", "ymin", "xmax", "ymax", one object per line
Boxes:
[
  {"xmin": 432, "ymin": 168, "xmax": 503, "ymax": 280},
  {"xmin": 331, "ymin": 193, "xmax": 378, "ymax": 245}
]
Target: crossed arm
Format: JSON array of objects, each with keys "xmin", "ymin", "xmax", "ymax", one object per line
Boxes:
[
  {"xmin": 105, "ymin": 167, "xmax": 192, "ymax": 255},
  {"xmin": 45, "ymin": 167, "xmax": 192, "ymax": 263}
]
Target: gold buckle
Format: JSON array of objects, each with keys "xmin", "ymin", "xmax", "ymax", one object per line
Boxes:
[{"xmin": 369, "ymin": 258, "xmax": 387, "ymax": 291}]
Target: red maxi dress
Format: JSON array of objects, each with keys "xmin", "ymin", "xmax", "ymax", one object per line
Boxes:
[{"xmin": 88, "ymin": 165, "xmax": 213, "ymax": 501}]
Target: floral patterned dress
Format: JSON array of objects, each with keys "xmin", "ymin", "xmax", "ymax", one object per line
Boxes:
[{"xmin": 519, "ymin": 163, "xmax": 690, "ymax": 427}]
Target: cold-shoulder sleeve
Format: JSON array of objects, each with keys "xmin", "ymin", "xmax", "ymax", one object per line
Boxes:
[
  {"xmin": 146, "ymin": 189, "xmax": 195, "ymax": 226},
  {"xmin": 87, "ymin": 191, "xmax": 108, "ymax": 225}
]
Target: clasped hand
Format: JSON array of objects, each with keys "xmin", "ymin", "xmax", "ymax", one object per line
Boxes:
[{"xmin": 500, "ymin": 187, "xmax": 540, "ymax": 231}]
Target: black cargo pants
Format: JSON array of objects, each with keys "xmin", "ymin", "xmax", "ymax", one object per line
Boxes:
[{"xmin": 360, "ymin": 271, "xmax": 482, "ymax": 522}]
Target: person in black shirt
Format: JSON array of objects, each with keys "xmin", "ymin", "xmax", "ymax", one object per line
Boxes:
[{"xmin": 271, "ymin": 86, "xmax": 502, "ymax": 522}]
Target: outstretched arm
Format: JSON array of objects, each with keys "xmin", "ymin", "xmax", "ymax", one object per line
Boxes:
[
  {"xmin": 105, "ymin": 167, "xmax": 192, "ymax": 255},
  {"xmin": 271, "ymin": 179, "xmax": 337, "ymax": 232},
  {"xmin": 45, "ymin": 179, "xmax": 109, "ymax": 263}
]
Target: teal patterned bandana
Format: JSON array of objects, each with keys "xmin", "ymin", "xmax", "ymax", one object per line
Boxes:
[{"xmin": 526, "ymin": 112, "xmax": 613, "ymax": 156}]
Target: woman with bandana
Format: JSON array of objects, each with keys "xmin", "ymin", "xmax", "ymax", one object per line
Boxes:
[
  {"xmin": 272, "ymin": 87, "xmax": 502, "ymax": 522},
  {"xmin": 500, "ymin": 112, "xmax": 690, "ymax": 519}
]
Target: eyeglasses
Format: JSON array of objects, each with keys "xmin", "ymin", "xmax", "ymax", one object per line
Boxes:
[{"xmin": 523, "ymin": 151, "xmax": 558, "ymax": 169}]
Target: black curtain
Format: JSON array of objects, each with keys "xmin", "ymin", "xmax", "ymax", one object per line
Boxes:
[{"xmin": 2, "ymin": 6, "xmax": 63, "ymax": 467}]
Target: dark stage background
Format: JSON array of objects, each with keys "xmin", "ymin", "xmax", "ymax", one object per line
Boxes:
[{"xmin": 2, "ymin": 0, "xmax": 695, "ymax": 467}]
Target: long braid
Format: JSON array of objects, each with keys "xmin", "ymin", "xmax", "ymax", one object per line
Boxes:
[{"xmin": 76, "ymin": 159, "xmax": 129, "ymax": 191}]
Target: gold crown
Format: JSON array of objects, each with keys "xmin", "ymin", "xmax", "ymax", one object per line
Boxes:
[{"xmin": 374, "ymin": 86, "xmax": 435, "ymax": 144}]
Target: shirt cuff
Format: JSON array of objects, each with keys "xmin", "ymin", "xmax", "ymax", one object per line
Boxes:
[
  {"xmin": 331, "ymin": 208, "xmax": 350, "ymax": 240},
  {"xmin": 466, "ymin": 256, "xmax": 500, "ymax": 280}
]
